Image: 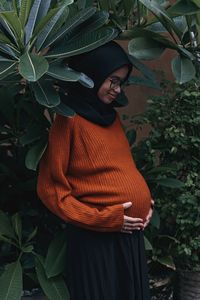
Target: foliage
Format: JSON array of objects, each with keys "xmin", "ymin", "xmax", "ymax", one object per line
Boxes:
[
  {"xmin": 0, "ymin": 208, "xmax": 69, "ymax": 300},
  {"xmin": 131, "ymin": 78, "xmax": 200, "ymax": 271},
  {"xmin": 0, "ymin": 0, "xmax": 117, "ymax": 111},
  {"xmin": 95, "ymin": 0, "xmax": 200, "ymax": 83}
]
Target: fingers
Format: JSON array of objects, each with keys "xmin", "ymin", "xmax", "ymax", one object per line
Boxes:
[
  {"xmin": 122, "ymin": 202, "xmax": 132, "ymax": 209},
  {"xmin": 121, "ymin": 215, "xmax": 144, "ymax": 234}
]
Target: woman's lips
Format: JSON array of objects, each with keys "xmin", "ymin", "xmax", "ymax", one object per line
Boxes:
[{"xmin": 108, "ymin": 93, "xmax": 117, "ymax": 100}]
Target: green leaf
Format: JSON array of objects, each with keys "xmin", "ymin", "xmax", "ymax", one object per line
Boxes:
[
  {"xmin": 25, "ymin": 136, "xmax": 48, "ymax": 171},
  {"xmin": 150, "ymin": 209, "xmax": 160, "ymax": 229},
  {"xmin": 0, "ymin": 61, "xmax": 17, "ymax": 80},
  {"xmin": 36, "ymin": 4, "xmax": 68, "ymax": 51},
  {"xmin": 34, "ymin": 0, "xmax": 51, "ymax": 26},
  {"xmin": 32, "ymin": 7, "xmax": 60, "ymax": 39},
  {"xmin": 0, "ymin": 210, "xmax": 16, "ymax": 240},
  {"xmin": 144, "ymin": 236, "xmax": 153, "ymax": 251},
  {"xmin": 53, "ymin": 102, "xmax": 76, "ymax": 117},
  {"xmin": 30, "ymin": 79, "xmax": 60, "ymax": 107},
  {"xmin": 43, "ymin": 7, "xmax": 96, "ymax": 48},
  {"xmin": 46, "ymin": 27, "xmax": 118, "ymax": 59},
  {"xmin": 139, "ymin": 0, "xmax": 182, "ymax": 39},
  {"xmin": 126, "ymin": 129, "xmax": 136, "ymax": 146},
  {"xmin": 26, "ymin": 227, "xmax": 38, "ymax": 243},
  {"xmin": 168, "ymin": 0, "xmax": 200, "ymax": 16},
  {"xmin": 69, "ymin": 10, "xmax": 109, "ymax": 42},
  {"xmin": 19, "ymin": 52, "xmax": 49, "ymax": 81},
  {"xmin": 35, "ymin": 257, "xmax": 70, "ymax": 300},
  {"xmin": 157, "ymin": 256, "xmax": 176, "ymax": 270},
  {"xmin": 47, "ymin": 61, "xmax": 94, "ymax": 88},
  {"xmin": 0, "ymin": 11, "xmax": 23, "ymax": 46},
  {"xmin": 128, "ymin": 37, "xmax": 165, "ymax": 60},
  {"xmin": 0, "ymin": 43, "xmax": 19, "ymax": 59},
  {"xmin": 0, "ymin": 261, "xmax": 23, "ymax": 300},
  {"xmin": 157, "ymin": 177, "xmax": 185, "ymax": 188},
  {"xmin": 171, "ymin": 55, "xmax": 196, "ymax": 84},
  {"xmin": 128, "ymin": 76, "xmax": 160, "ymax": 89},
  {"xmin": 45, "ymin": 233, "xmax": 67, "ymax": 278},
  {"xmin": 25, "ymin": 0, "xmax": 43, "ymax": 44},
  {"xmin": 19, "ymin": 0, "xmax": 34, "ymax": 28},
  {"xmin": 11, "ymin": 213, "xmax": 22, "ymax": 243},
  {"xmin": 0, "ymin": 32, "xmax": 14, "ymax": 45},
  {"xmin": 128, "ymin": 54, "xmax": 157, "ymax": 80},
  {"xmin": 22, "ymin": 245, "xmax": 34, "ymax": 253}
]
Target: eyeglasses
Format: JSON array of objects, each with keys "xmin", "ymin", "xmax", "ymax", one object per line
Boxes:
[{"xmin": 109, "ymin": 77, "xmax": 127, "ymax": 90}]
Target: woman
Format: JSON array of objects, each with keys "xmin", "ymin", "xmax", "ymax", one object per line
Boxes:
[{"xmin": 37, "ymin": 41, "xmax": 153, "ymax": 300}]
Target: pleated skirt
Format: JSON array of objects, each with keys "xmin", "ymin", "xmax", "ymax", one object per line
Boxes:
[{"xmin": 65, "ymin": 224, "xmax": 150, "ymax": 300}]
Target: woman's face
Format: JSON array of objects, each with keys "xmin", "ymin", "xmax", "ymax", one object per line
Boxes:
[{"xmin": 97, "ymin": 65, "xmax": 129, "ymax": 104}]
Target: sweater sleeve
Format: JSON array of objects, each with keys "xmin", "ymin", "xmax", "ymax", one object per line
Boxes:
[{"xmin": 37, "ymin": 114, "xmax": 124, "ymax": 232}]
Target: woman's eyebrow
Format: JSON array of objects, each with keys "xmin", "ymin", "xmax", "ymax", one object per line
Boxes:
[{"xmin": 109, "ymin": 75, "xmax": 125, "ymax": 81}]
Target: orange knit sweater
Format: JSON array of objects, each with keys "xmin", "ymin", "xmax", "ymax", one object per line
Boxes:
[{"xmin": 37, "ymin": 113, "xmax": 151, "ymax": 232}]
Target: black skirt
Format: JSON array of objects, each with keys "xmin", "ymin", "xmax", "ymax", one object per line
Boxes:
[{"xmin": 65, "ymin": 224, "xmax": 150, "ymax": 300}]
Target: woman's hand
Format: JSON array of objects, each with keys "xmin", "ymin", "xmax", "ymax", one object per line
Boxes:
[
  {"xmin": 121, "ymin": 202, "xmax": 144, "ymax": 234},
  {"xmin": 143, "ymin": 199, "xmax": 154, "ymax": 229}
]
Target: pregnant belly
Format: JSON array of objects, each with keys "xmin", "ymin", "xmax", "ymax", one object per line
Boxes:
[{"xmin": 123, "ymin": 170, "xmax": 152, "ymax": 220}]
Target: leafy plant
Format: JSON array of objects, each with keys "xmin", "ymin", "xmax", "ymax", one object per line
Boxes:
[
  {"xmin": 124, "ymin": 0, "xmax": 200, "ymax": 83},
  {"xmin": 0, "ymin": 0, "xmax": 117, "ymax": 110},
  {"xmin": 132, "ymin": 78, "xmax": 200, "ymax": 271},
  {"xmin": 0, "ymin": 210, "xmax": 69, "ymax": 300}
]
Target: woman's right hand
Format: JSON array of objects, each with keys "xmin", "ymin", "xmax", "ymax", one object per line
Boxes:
[{"xmin": 121, "ymin": 202, "xmax": 144, "ymax": 234}]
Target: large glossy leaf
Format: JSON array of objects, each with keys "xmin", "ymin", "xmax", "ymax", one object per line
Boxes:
[
  {"xmin": 47, "ymin": 61, "xmax": 94, "ymax": 88},
  {"xmin": 129, "ymin": 37, "xmax": 165, "ymax": 60},
  {"xmin": 25, "ymin": 0, "xmax": 43, "ymax": 44},
  {"xmin": 0, "ymin": 210, "xmax": 16, "ymax": 240},
  {"xmin": 0, "ymin": 18, "xmax": 16, "ymax": 46},
  {"xmin": 19, "ymin": 52, "xmax": 49, "ymax": 81},
  {"xmin": 19, "ymin": 0, "xmax": 33, "ymax": 28},
  {"xmin": 46, "ymin": 27, "xmax": 118, "ymax": 58},
  {"xmin": 0, "ymin": 61, "xmax": 17, "ymax": 80},
  {"xmin": 128, "ymin": 76, "xmax": 160, "ymax": 89},
  {"xmin": 30, "ymin": 80, "xmax": 60, "ymax": 107},
  {"xmin": 157, "ymin": 256, "xmax": 176, "ymax": 270},
  {"xmin": 32, "ymin": 7, "xmax": 60, "ymax": 39},
  {"xmin": 124, "ymin": 28, "xmax": 179, "ymax": 50},
  {"xmin": 53, "ymin": 102, "xmax": 75, "ymax": 117},
  {"xmin": 0, "ymin": 43, "xmax": 20, "ymax": 59},
  {"xmin": 35, "ymin": 256, "xmax": 70, "ymax": 300},
  {"xmin": 35, "ymin": 0, "xmax": 51, "ymax": 26},
  {"xmin": 171, "ymin": 55, "xmax": 196, "ymax": 84},
  {"xmin": 45, "ymin": 233, "xmax": 67, "ymax": 278},
  {"xmin": 168, "ymin": 0, "xmax": 200, "ymax": 16},
  {"xmin": 144, "ymin": 236, "xmax": 153, "ymax": 251},
  {"xmin": 0, "ymin": 32, "xmax": 14, "ymax": 45},
  {"xmin": 157, "ymin": 177, "xmax": 185, "ymax": 188},
  {"xmin": 43, "ymin": 7, "xmax": 96, "ymax": 48},
  {"xmin": 11, "ymin": 213, "xmax": 22, "ymax": 243},
  {"xmin": 36, "ymin": 4, "xmax": 69, "ymax": 51},
  {"xmin": 0, "ymin": 261, "xmax": 23, "ymax": 300},
  {"xmin": 68, "ymin": 11, "xmax": 109, "ymax": 42},
  {"xmin": 0, "ymin": 11, "xmax": 23, "ymax": 46},
  {"xmin": 128, "ymin": 54, "xmax": 157, "ymax": 80},
  {"xmin": 139, "ymin": 0, "xmax": 182, "ymax": 39},
  {"xmin": 25, "ymin": 135, "xmax": 48, "ymax": 171}
]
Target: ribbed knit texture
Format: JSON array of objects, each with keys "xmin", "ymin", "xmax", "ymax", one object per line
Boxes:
[{"xmin": 37, "ymin": 114, "xmax": 151, "ymax": 231}]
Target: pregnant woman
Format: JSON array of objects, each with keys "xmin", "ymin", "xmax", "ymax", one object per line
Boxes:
[{"xmin": 37, "ymin": 41, "xmax": 153, "ymax": 300}]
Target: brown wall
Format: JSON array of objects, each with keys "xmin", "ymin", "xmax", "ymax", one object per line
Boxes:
[{"xmin": 116, "ymin": 41, "xmax": 176, "ymax": 140}]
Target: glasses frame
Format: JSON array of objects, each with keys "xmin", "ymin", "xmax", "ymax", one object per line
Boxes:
[{"xmin": 109, "ymin": 77, "xmax": 127, "ymax": 90}]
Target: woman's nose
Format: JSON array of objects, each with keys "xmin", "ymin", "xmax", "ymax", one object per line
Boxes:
[{"xmin": 114, "ymin": 85, "xmax": 121, "ymax": 93}]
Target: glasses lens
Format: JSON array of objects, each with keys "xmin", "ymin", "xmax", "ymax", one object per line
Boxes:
[{"xmin": 110, "ymin": 79, "xmax": 122, "ymax": 89}]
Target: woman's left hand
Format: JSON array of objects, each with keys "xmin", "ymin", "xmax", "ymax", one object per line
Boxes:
[{"xmin": 143, "ymin": 199, "xmax": 154, "ymax": 229}]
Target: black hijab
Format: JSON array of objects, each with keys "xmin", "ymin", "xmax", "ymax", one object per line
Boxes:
[{"xmin": 59, "ymin": 41, "xmax": 132, "ymax": 126}]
